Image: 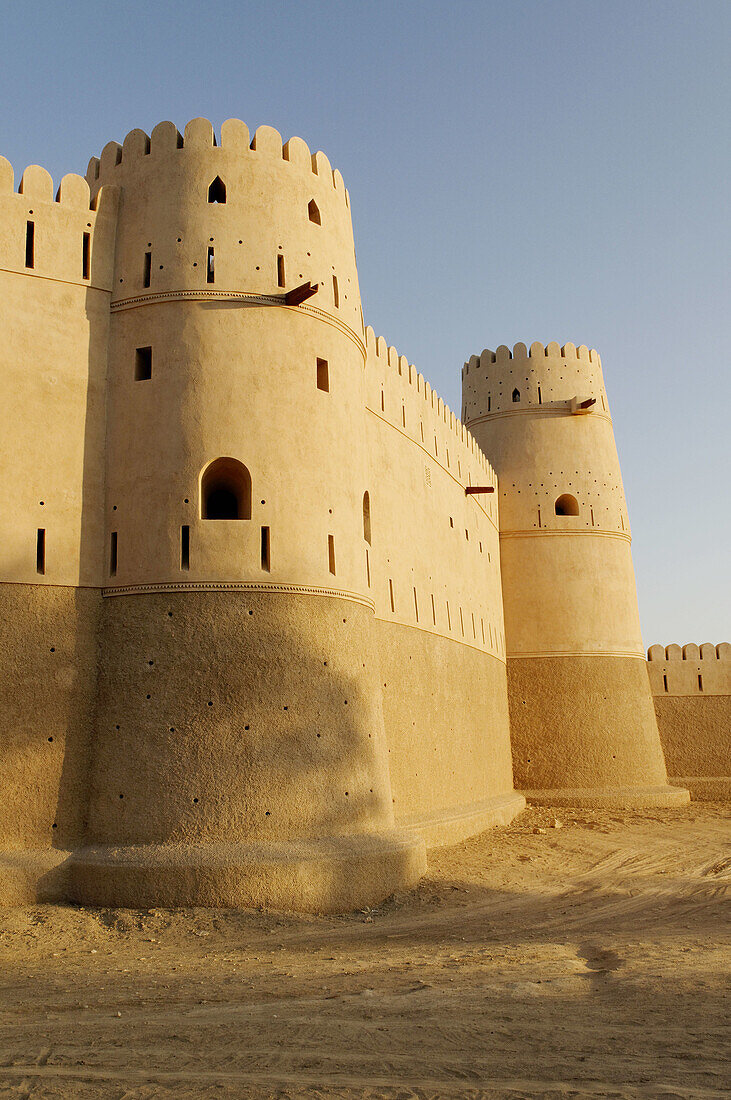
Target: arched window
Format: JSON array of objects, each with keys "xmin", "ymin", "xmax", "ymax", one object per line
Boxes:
[
  {"xmin": 308, "ymin": 199, "xmax": 321, "ymax": 225},
  {"xmin": 362, "ymin": 491, "xmax": 371, "ymax": 544},
  {"xmin": 201, "ymin": 458, "xmax": 251, "ymax": 519},
  {"xmin": 207, "ymin": 176, "xmax": 226, "ymax": 203},
  {"xmin": 555, "ymin": 493, "xmax": 579, "ymax": 516},
  {"xmin": 512, "ymin": 388, "xmax": 520, "ymax": 402}
]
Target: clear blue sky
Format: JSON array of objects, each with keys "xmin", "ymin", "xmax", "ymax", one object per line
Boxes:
[{"xmin": 1, "ymin": 0, "xmax": 728, "ymax": 645}]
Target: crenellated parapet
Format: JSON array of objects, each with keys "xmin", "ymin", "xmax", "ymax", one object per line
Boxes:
[
  {"xmin": 647, "ymin": 643, "xmax": 731, "ymax": 696},
  {"xmin": 462, "ymin": 341, "xmax": 609, "ymax": 423},
  {"xmin": 84, "ymin": 117, "xmax": 361, "ymax": 338},
  {"xmin": 0, "ymin": 154, "xmax": 118, "ymax": 291},
  {"xmin": 87, "ymin": 118, "xmax": 350, "ymax": 203},
  {"xmin": 365, "ymin": 326, "xmax": 496, "ymax": 499}
]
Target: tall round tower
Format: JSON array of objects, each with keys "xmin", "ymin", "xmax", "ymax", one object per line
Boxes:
[
  {"xmin": 462, "ymin": 341, "xmax": 688, "ymax": 807},
  {"xmin": 70, "ymin": 118, "xmax": 425, "ymax": 911}
]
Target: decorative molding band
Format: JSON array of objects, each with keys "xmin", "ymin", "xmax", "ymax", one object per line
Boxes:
[
  {"xmin": 500, "ymin": 529, "xmax": 631, "ymax": 543},
  {"xmin": 102, "ymin": 580, "xmax": 375, "ymax": 609},
  {"xmin": 109, "ymin": 290, "xmax": 365, "ymax": 357},
  {"xmin": 654, "ymin": 691, "xmax": 731, "ymax": 699},
  {"xmin": 0, "ymin": 266, "xmax": 112, "ymax": 293},
  {"xmin": 465, "ymin": 408, "xmax": 612, "ymax": 428},
  {"xmin": 507, "ymin": 649, "xmax": 646, "ymax": 660}
]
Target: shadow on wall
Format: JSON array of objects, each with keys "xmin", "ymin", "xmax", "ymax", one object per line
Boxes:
[
  {"xmin": 1, "ymin": 223, "xmax": 114, "ymax": 871},
  {"xmin": 84, "ymin": 592, "xmax": 394, "ymax": 850},
  {"xmin": 0, "ymin": 579, "xmax": 101, "ymax": 870}
]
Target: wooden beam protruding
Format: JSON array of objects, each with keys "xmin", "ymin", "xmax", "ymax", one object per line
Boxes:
[
  {"xmin": 285, "ymin": 281, "xmax": 318, "ymax": 306},
  {"xmin": 465, "ymin": 486, "xmax": 495, "ymax": 496}
]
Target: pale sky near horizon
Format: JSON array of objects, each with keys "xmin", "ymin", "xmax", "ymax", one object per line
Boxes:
[{"xmin": 1, "ymin": 0, "xmax": 728, "ymax": 645}]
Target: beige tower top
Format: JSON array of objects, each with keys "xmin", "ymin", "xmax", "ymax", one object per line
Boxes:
[{"xmin": 463, "ymin": 341, "xmax": 640, "ymax": 657}]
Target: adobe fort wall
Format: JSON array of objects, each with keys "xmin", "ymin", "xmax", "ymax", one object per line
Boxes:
[
  {"xmin": 463, "ymin": 342, "xmax": 686, "ymax": 808},
  {"xmin": 0, "ymin": 160, "xmax": 117, "ymax": 901},
  {"xmin": 647, "ymin": 644, "xmax": 730, "ymax": 800},
  {"xmin": 363, "ymin": 331, "xmax": 520, "ymax": 843},
  {"xmin": 0, "ymin": 118, "xmax": 523, "ymax": 911}
]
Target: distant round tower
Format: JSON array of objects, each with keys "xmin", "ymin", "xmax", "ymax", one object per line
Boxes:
[
  {"xmin": 71, "ymin": 118, "xmax": 425, "ymax": 910},
  {"xmin": 462, "ymin": 341, "xmax": 688, "ymax": 807}
]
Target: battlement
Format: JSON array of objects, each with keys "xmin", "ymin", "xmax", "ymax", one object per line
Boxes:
[
  {"xmin": 0, "ymin": 156, "xmax": 99, "ymax": 210},
  {"xmin": 365, "ymin": 326, "xmax": 494, "ymax": 481},
  {"xmin": 461, "ymin": 339, "xmax": 610, "ymax": 425},
  {"xmin": 647, "ymin": 643, "xmax": 731, "ymax": 698},
  {"xmin": 648, "ymin": 643, "xmax": 730, "ymax": 662},
  {"xmin": 462, "ymin": 342, "xmax": 600, "ymax": 376},
  {"xmin": 86, "ymin": 118, "xmax": 350, "ymax": 206},
  {"xmin": 0, "ymin": 150, "xmax": 118, "ymax": 297}
]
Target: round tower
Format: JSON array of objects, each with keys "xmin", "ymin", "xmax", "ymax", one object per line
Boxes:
[
  {"xmin": 70, "ymin": 118, "xmax": 425, "ymax": 911},
  {"xmin": 462, "ymin": 341, "xmax": 688, "ymax": 807}
]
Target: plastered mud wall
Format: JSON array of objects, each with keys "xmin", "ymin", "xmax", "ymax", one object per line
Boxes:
[
  {"xmin": 362, "ymin": 330, "xmax": 521, "ymax": 841},
  {"xmin": 377, "ymin": 621, "xmax": 518, "ymax": 845},
  {"xmin": 83, "ymin": 592, "xmax": 393, "ymax": 846},
  {"xmin": 0, "ymin": 585, "xmax": 100, "ymax": 904},
  {"xmin": 508, "ymin": 655, "xmax": 668, "ymax": 797},
  {"xmin": 0, "ymin": 154, "xmax": 115, "ymax": 903},
  {"xmin": 647, "ymin": 645, "xmax": 730, "ymax": 798},
  {"xmin": 0, "ymin": 158, "xmax": 116, "ymax": 588}
]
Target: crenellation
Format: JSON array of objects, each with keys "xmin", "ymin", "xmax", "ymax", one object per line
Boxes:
[
  {"xmin": 184, "ymin": 116, "xmax": 217, "ymax": 147},
  {"xmin": 249, "ymin": 122, "xmax": 282, "ymax": 155},
  {"xmin": 364, "ymin": 327, "xmax": 496, "ymax": 492},
  {"xmin": 56, "ymin": 173, "xmax": 91, "ymax": 208},
  {"xmin": 18, "ymin": 164, "xmax": 54, "ymax": 200},
  {"xmin": 220, "ymin": 117, "xmax": 250, "ymax": 150},
  {"xmin": 150, "ymin": 119, "xmax": 183, "ymax": 155},
  {"xmin": 648, "ymin": 642, "xmax": 731, "ymax": 666},
  {"xmin": 282, "ymin": 134, "xmax": 310, "ymax": 167},
  {"xmin": 311, "ymin": 149, "xmax": 332, "ymax": 178},
  {"xmin": 122, "ymin": 128, "xmax": 151, "ymax": 159},
  {"xmin": 0, "ymin": 154, "xmax": 13, "ymax": 191},
  {"xmin": 99, "ymin": 140, "xmax": 122, "ymax": 174}
]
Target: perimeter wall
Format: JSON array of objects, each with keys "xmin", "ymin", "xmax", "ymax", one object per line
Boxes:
[{"xmin": 647, "ymin": 644, "xmax": 730, "ymax": 798}]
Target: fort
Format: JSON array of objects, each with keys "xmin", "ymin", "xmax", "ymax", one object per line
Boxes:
[{"xmin": 0, "ymin": 117, "xmax": 727, "ymax": 913}]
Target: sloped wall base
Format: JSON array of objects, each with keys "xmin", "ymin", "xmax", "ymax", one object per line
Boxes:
[
  {"xmin": 69, "ymin": 831, "xmax": 426, "ymax": 914},
  {"xmin": 398, "ymin": 792, "xmax": 526, "ymax": 849},
  {"xmin": 523, "ymin": 785, "xmax": 690, "ymax": 809}
]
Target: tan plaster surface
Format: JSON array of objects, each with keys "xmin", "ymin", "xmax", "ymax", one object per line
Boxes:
[{"xmin": 507, "ymin": 655, "xmax": 672, "ymax": 793}]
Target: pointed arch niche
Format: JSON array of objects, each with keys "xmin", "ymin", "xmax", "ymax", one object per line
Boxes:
[{"xmin": 208, "ymin": 176, "xmax": 226, "ymax": 203}]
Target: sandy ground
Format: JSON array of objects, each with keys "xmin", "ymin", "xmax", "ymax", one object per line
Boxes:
[{"xmin": 0, "ymin": 802, "xmax": 728, "ymax": 1099}]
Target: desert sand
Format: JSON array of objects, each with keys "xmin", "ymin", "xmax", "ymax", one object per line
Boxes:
[{"xmin": 0, "ymin": 802, "xmax": 728, "ymax": 1098}]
